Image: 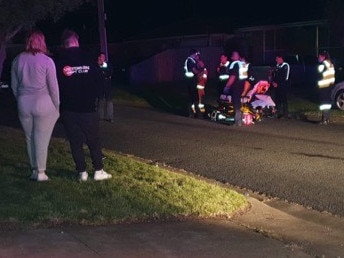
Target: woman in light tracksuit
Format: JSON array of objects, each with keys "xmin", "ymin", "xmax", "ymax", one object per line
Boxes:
[{"xmin": 11, "ymin": 30, "xmax": 60, "ymax": 182}]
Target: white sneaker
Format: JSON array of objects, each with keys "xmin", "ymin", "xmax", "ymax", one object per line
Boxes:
[
  {"xmin": 36, "ymin": 172, "xmax": 49, "ymax": 182},
  {"xmin": 94, "ymin": 169, "xmax": 112, "ymax": 181},
  {"xmin": 79, "ymin": 171, "xmax": 88, "ymax": 181}
]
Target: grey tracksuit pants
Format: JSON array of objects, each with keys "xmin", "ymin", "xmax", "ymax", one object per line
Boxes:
[{"xmin": 17, "ymin": 94, "xmax": 59, "ymax": 172}]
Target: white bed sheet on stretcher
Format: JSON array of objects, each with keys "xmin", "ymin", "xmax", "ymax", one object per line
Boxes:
[
  {"xmin": 219, "ymin": 93, "xmax": 275, "ymax": 109},
  {"xmin": 250, "ymin": 94, "xmax": 275, "ymax": 109}
]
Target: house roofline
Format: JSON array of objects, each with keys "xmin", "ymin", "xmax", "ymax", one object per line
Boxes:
[{"xmin": 235, "ymin": 19, "xmax": 328, "ymax": 33}]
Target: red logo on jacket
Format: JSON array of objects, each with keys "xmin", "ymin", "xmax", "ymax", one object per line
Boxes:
[{"xmin": 63, "ymin": 66, "xmax": 73, "ymax": 77}]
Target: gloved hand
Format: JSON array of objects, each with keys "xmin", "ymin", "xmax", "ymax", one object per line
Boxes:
[{"xmin": 223, "ymin": 86, "xmax": 231, "ymax": 95}]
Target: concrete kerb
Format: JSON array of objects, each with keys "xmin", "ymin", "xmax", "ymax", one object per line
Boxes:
[{"xmin": 232, "ymin": 196, "xmax": 344, "ymax": 257}]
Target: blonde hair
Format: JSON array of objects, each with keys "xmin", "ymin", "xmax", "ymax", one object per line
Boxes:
[{"xmin": 25, "ymin": 30, "xmax": 47, "ymax": 55}]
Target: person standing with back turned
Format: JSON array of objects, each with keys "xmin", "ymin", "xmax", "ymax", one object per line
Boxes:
[
  {"xmin": 54, "ymin": 30, "xmax": 112, "ymax": 181},
  {"xmin": 11, "ymin": 30, "xmax": 60, "ymax": 182}
]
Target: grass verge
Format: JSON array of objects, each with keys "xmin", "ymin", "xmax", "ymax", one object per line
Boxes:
[{"xmin": 0, "ymin": 126, "xmax": 249, "ymax": 230}]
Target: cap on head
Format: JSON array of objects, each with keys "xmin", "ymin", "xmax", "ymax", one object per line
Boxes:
[
  {"xmin": 190, "ymin": 49, "xmax": 200, "ymax": 56},
  {"xmin": 276, "ymin": 52, "xmax": 284, "ymax": 58}
]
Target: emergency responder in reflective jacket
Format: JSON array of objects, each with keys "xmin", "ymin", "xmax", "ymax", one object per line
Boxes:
[
  {"xmin": 223, "ymin": 51, "xmax": 246, "ymax": 126},
  {"xmin": 317, "ymin": 50, "xmax": 335, "ymax": 125},
  {"xmin": 184, "ymin": 49, "xmax": 207, "ymax": 118},
  {"xmin": 216, "ymin": 53, "xmax": 230, "ymax": 97}
]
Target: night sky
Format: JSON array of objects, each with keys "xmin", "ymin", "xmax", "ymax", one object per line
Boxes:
[{"xmin": 37, "ymin": 0, "xmax": 326, "ymax": 45}]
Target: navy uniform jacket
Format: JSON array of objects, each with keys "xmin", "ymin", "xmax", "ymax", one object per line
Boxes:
[{"xmin": 272, "ymin": 62, "xmax": 290, "ymax": 88}]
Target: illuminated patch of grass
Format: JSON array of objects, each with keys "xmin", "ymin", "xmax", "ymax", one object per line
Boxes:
[{"xmin": 0, "ymin": 126, "xmax": 248, "ymax": 230}]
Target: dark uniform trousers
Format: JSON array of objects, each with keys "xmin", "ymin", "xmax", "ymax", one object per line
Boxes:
[{"xmin": 186, "ymin": 77, "xmax": 200, "ymax": 116}]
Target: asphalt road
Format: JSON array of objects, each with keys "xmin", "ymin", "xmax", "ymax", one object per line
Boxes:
[
  {"xmin": 2, "ymin": 86, "xmax": 344, "ymax": 218},
  {"xmin": 97, "ymin": 102, "xmax": 344, "ymax": 218}
]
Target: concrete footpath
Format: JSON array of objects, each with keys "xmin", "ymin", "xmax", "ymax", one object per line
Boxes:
[{"xmin": 1, "ymin": 196, "xmax": 344, "ymax": 258}]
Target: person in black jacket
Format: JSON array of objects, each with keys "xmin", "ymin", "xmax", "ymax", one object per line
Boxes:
[
  {"xmin": 271, "ymin": 53, "xmax": 291, "ymax": 119},
  {"xmin": 54, "ymin": 30, "xmax": 112, "ymax": 181}
]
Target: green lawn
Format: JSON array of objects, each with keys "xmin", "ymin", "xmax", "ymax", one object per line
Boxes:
[{"xmin": 0, "ymin": 125, "xmax": 248, "ymax": 230}]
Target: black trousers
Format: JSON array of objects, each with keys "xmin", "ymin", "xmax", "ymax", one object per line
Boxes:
[
  {"xmin": 318, "ymin": 86, "xmax": 332, "ymax": 121},
  {"xmin": 230, "ymin": 83, "xmax": 244, "ymax": 124},
  {"xmin": 61, "ymin": 111, "xmax": 103, "ymax": 173},
  {"xmin": 186, "ymin": 78, "xmax": 200, "ymax": 116},
  {"xmin": 275, "ymin": 86, "xmax": 289, "ymax": 116},
  {"xmin": 217, "ymin": 79, "xmax": 227, "ymax": 97}
]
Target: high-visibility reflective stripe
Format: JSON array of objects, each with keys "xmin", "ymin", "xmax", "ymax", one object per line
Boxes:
[
  {"xmin": 220, "ymin": 61, "xmax": 230, "ymax": 68},
  {"xmin": 191, "ymin": 104, "xmax": 196, "ymax": 113},
  {"xmin": 318, "ymin": 64, "xmax": 325, "ymax": 73},
  {"xmin": 318, "ymin": 78, "xmax": 335, "ymax": 88},
  {"xmin": 219, "ymin": 74, "xmax": 229, "ymax": 80},
  {"xmin": 239, "ymin": 62, "xmax": 249, "ymax": 80},
  {"xmin": 323, "ymin": 69, "xmax": 335, "ymax": 77},
  {"xmin": 229, "ymin": 61, "xmax": 248, "ymax": 80},
  {"xmin": 197, "ymin": 85, "xmax": 205, "ymax": 89},
  {"xmin": 317, "ymin": 60, "xmax": 335, "ymax": 88},
  {"xmin": 218, "ymin": 61, "xmax": 230, "ymax": 80},
  {"xmin": 280, "ymin": 62, "xmax": 290, "ymax": 80},
  {"xmin": 184, "ymin": 57, "xmax": 196, "ymax": 77},
  {"xmin": 229, "ymin": 60, "xmax": 240, "ymax": 69},
  {"xmin": 319, "ymin": 104, "xmax": 332, "ymax": 110},
  {"xmin": 185, "ymin": 72, "xmax": 194, "ymax": 78}
]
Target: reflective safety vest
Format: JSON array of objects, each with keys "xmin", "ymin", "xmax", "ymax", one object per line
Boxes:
[
  {"xmin": 240, "ymin": 61, "xmax": 250, "ymax": 80},
  {"xmin": 317, "ymin": 60, "xmax": 335, "ymax": 89},
  {"xmin": 218, "ymin": 61, "xmax": 230, "ymax": 81},
  {"xmin": 229, "ymin": 60, "xmax": 248, "ymax": 80},
  {"xmin": 184, "ymin": 57, "xmax": 196, "ymax": 78}
]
